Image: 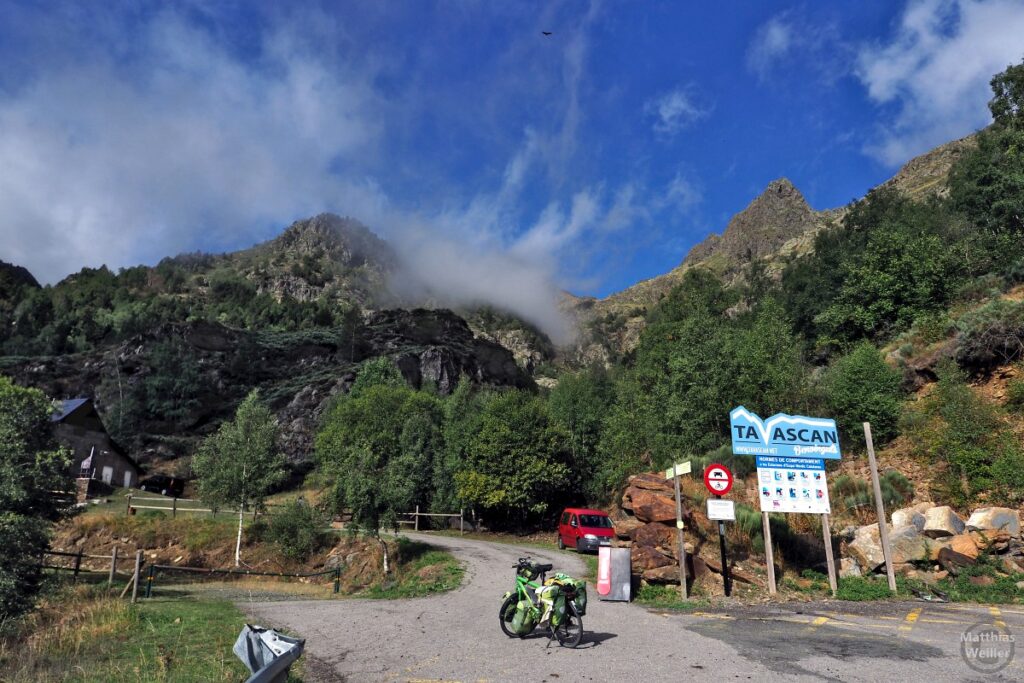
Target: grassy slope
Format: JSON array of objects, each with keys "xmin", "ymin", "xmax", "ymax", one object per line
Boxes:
[{"xmin": 1, "ymin": 586, "xmax": 298, "ymax": 683}]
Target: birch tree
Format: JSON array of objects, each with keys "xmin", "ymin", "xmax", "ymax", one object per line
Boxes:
[{"xmin": 192, "ymin": 389, "xmax": 284, "ymax": 566}]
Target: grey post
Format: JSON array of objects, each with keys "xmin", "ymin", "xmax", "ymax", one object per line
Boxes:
[
  {"xmin": 460, "ymin": 508, "xmax": 464, "ymax": 536},
  {"xmin": 131, "ymin": 550, "xmax": 143, "ymax": 604},
  {"xmin": 172, "ymin": 497, "xmax": 177, "ymax": 518},
  {"xmin": 822, "ymin": 513, "xmax": 838, "ymax": 596},
  {"xmin": 672, "ymin": 464, "xmax": 688, "ymax": 600},
  {"xmin": 415, "ymin": 504, "xmax": 419, "ymax": 532},
  {"xmin": 864, "ymin": 422, "xmax": 897, "ymax": 593},
  {"xmin": 109, "ymin": 546, "xmax": 119, "ymax": 585},
  {"xmin": 126, "ymin": 493, "xmax": 132, "ymax": 516},
  {"xmin": 762, "ymin": 511, "xmax": 777, "ymax": 594}
]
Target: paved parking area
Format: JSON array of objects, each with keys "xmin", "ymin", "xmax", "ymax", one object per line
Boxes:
[{"xmin": 246, "ymin": 534, "xmax": 1022, "ymax": 682}]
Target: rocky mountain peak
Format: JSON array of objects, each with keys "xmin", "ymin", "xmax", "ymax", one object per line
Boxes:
[
  {"xmin": 684, "ymin": 177, "xmax": 817, "ymax": 267},
  {"xmin": 268, "ymin": 213, "xmax": 398, "ymax": 270},
  {"xmin": 0, "ymin": 259, "xmax": 40, "ymax": 291}
]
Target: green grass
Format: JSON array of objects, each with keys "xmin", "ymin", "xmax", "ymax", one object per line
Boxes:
[
  {"xmin": 836, "ymin": 560, "xmax": 1024, "ymax": 604},
  {"xmin": 359, "ymin": 539, "xmax": 464, "ymax": 599},
  {"xmin": 634, "ymin": 583, "xmax": 710, "ymax": 611},
  {"xmin": 1, "ymin": 585, "xmax": 303, "ymax": 682}
]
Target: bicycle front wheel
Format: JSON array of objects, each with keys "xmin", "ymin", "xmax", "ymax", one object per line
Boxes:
[{"xmin": 553, "ymin": 602, "xmax": 583, "ymax": 648}]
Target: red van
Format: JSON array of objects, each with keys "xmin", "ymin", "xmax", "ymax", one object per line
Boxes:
[{"xmin": 557, "ymin": 508, "xmax": 615, "ymax": 553}]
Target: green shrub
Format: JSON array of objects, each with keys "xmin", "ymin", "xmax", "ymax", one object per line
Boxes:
[
  {"xmin": 1006, "ymin": 375, "xmax": 1024, "ymax": 409},
  {"xmin": 823, "ymin": 343, "xmax": 903, "ymax": 448},
  {"xmin": 265, "ymin": 500, "xmax": 328, "ymax": 561},
  {"xmin": 836, "ymin": 576, "xmax": 895, "ymax": 601},
  {"xmin": 955, "ymin": 299, "xmax": 1024, "ymax": 373}
]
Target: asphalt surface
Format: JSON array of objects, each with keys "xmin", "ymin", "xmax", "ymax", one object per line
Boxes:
[{"xmin": 243, "ymin": 533, "xmax": 1024, "ymax": 682}]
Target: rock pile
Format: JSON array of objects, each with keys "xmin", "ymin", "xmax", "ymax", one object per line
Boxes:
[
  {"xmin": 841, "ymin": 503, "xmax": 1024, "ymax": 580},
  {"xmin": 613, "ymin": 472, "xmax": 758, "ymax": 588}
]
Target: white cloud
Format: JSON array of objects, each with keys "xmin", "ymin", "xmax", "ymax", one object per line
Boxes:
[
  {"xmin": 645, "ymin": 87, "xmax": 708, "ymax": 136},
  {"xmin": 745, "ymin": 11, "xmax": 848, "ymax": 85},
  {"xmin": 747, "ymin": 16, "xmax": 794, "ymax": 80},
  {"xmin": 0, "ymin": 3, "xmax": 649, "ymax": 344},
  {"xmin": 664, "ymin": 172, "xmax": 703, "ymax": 214},
  {"xmin": 857, "ymin": 0, "xmax": 1024, "ymax": 165}
]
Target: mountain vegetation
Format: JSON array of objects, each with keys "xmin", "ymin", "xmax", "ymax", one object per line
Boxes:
[{"xmin": 2, "ymin": 62, "xmax": 1024, "ymax": 535}]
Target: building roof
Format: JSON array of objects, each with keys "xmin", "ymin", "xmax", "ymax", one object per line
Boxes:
[
  {"xmin": 51, "ymin": 397, "xmax": 143, "ymax": 473},
  {"xmin": 51, "ymin": 398, "xmax": 90, "ymax": 422}
]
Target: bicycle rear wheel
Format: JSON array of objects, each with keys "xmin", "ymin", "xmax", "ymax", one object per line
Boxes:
[
  {"xmin": 553, "ymin": 602, "xmax": 583, "ymax": 648},
  {"xmin": 498, "ymin": 595, "xmax": 518, "ymax": 638}
]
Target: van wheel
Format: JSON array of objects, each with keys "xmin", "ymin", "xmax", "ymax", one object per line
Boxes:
[
  {"xmin": 557, "ymin": 536, "xmax": 564, "ymax": 550},
  {"xmin": 575, "ymin": 539, "xmax": 583, "ymax": 553}
]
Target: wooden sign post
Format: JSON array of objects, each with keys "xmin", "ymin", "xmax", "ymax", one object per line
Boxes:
[
  {"xmin": 666, "ymin": 461, "xmax": 692, "ymax": 600},
  {"xmin": 762, "ymin": 512, "xmax": 777, "ymax": 595},
  {"xmin": 822, "ymin": 513, "xmax": 838, "ymax": 596},
  {"xmin": 864, "ymin": 422, "xmax": 897, "ymax": 594}
]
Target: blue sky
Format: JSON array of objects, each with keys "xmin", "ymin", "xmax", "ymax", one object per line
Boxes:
[{"xmin": 1, "ymin": 1, "xmax": 1023, "ymax": 336}]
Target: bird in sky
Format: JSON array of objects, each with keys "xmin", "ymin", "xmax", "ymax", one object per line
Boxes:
[{"xmin": 541, "ymin": 31, "xmax": 552, "ymax": 36}]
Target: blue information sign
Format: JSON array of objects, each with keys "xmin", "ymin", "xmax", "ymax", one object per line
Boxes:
[{"xmin": 730, "ymin": 406, "xmax": 841, "ymax": 459}]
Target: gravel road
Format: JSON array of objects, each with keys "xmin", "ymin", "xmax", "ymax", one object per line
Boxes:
[{"xmin": 244, "ymin": 533, "xmax": 1022, "ymax": 682}]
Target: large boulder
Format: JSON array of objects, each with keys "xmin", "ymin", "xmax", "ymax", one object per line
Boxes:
[
  {"xmin": 892, "ymin": 503, "xmax": 934, "ymax": 531},
  {"xmin": 947, "ymin": 534, "xmax": 980, "ymax": 560},
  {"xmin": 633, "ymin": 522, "xmax": 676, "ymax": 549},
  {"xmin": 613, "ymin": 518, "xmax": 644, "ymax": 540},
  {"xmin": 966, "ymin": 508, "xmax": 1021, "ymax": 538},
  {"xmin": 888, "ymin": 526, "xmax": 931, "ymax": 565},
  {"xmin": 847, "ymin": 524, "xmax": 885, "ymax": 572},
  {"xmin": 627, "ymin": 489, "xmax": 678, "ymax": 524},
  {"xmin": 922, "ymin": 506, "xmax": 966, "ymax": 538},
  {"xmin": 642, "ymin": 565, "xmax": 682, "ymax": 583},
  {"xmin": 839, "ymin": 557, "xmax": 862, "ymax": 578},
  {"xmin": 627, "ymin": 472, "xmax": 675, "ymax": 494},
  {"xmin": 631, "ymin": 544, "xmax": 674, "ymax": 572},
  {"xmin": 937, "ymin": 547, "xmax": 976, "ymax": 575},
  {"xmin": 847, "ymin": 524, "xmax": 929, "ymax": 571}
]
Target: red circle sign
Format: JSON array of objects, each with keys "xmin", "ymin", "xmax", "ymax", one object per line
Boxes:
[{"xmin": 704, "ymin": 463, "xmax": 733, "ymax": 496}]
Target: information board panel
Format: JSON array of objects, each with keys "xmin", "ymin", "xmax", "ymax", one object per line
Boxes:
[{"xmin": 755, "ymin": 455, "xmax": 831, "ymax": 514}]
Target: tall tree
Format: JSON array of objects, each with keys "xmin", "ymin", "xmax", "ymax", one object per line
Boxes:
[
  {"xmin": 192, "ymin": 389, "xmax": 285, "ymax": 566},
  {"xmin": 0, "ymin": 376, "xmax": 71, "ymax": 619}
]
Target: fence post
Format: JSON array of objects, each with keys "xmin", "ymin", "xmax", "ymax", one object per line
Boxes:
[
  {"xmin": 131, "ymin": 550, "xmax": 142, "ymax": 604},
  {"xmin": 334, "ymin": 568, "xmax": 341, "ymax": 594},
  {"xmin": 73, "ymin": 550, "xmax": 82, "ymax": 582},
  {"xmin": 414, "ymin": 505, "xmax": 419, "ymax": 532},
  {"xmin": 172, "ymin": 497, "xmax": 177, "ymax": 518},
  {"xmin": 126, "ymin": 493, "xmax": 132, "ymax": 516},
  {"xmin": 460, "ymin": 509, "xmax": 464, "ymax": 536},
  {"xmin": 145, "ymin": 565, "xmax": 155, "ymax": 599},
  {"xmin": 109, "ymin": 546, "xmax": 119, "ymax": 585}
]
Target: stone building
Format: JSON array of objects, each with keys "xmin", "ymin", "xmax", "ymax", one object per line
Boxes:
[{"xmin": 52, "ymin": 398, "xmax": 142, "ymax": 489}]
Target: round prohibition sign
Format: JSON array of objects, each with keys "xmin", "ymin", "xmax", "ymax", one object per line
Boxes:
[{"xmin": 703, "ymin": 463, "xmax": 734, "ymax": 496}]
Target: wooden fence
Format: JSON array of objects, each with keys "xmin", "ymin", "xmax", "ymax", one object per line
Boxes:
[
  {"xmin": 124, "ymin": 494, "xmax": 279, "ymax": 519},
  {"xmin": 41, "ymin": 548, "xmax": 128, "ymax": 583},
  {"xmin": 398, "ymin": 506, "xmax": 465, "ymax": 535}
]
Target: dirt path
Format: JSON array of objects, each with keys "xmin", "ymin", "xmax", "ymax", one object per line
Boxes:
[{"xmin": 243, "ymin": 533, "xmax": 1018, "ymax": 682}]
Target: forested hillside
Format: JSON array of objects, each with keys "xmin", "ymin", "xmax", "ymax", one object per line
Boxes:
[{"xmin": 2, "ymin": 63, "xmax": 1023, "ymax": 532}]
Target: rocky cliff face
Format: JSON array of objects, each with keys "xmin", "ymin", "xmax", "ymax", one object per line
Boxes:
[{"xmin": 2, "ymin": 309, "xmax": 532, "ymax": 471}]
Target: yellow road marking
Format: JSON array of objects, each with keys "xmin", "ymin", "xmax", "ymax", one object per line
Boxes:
[
  {"xmin": 691, "ymin": 611, "xmax": 735, "ymax": 620},
  {"xmin": 803, "ymin": 615, "xmax": 830, "ymax": 633},
  {"xmin": 898, "ymin": 608, "xmax": 922, "ymax": 635},
  {"xmin": 990, "ymin": 606, "xmax": 1006, "ymax": 628},
  {"xmin": 920, "ymin": 618, "xmax": 962, "ymax": 624}
]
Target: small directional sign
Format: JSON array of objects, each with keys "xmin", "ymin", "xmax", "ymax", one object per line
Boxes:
[
  {"xmin": 665, "ymin": 460, "xmax": 692, "ymax": 479},
  {"xmin": 703, "ymin": 463, "xmax": 734, "ymax": 496}
]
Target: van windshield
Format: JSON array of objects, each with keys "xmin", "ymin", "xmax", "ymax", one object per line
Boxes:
[{"xmin": 578, "ymin": 514, "xmax": 612, "ymax": 528}]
